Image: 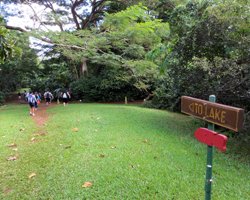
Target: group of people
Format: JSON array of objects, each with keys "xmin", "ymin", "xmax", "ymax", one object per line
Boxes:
[{"xmin": 20, "ymin": 90, "xmax": 71, "ymax": 116}]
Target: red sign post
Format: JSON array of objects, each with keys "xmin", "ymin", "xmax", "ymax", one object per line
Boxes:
[{"xmin": 194, "ymin": 128, "xmax": 228, "ymax": 152}]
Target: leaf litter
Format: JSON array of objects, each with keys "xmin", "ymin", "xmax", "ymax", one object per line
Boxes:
[
  {"xmin": 28, "ymin": 173, "xmax": 36, "ymax": 179},
  {"xmin": 72, "ymin": 127, "xmax": 79, "ymax": 132},
  {"xmin": 7, "ymin": 143, "xmax": 17, "ymax": 148},
  {"xmin": 19, "ymin": 128, "xmax": 25, "ymax": 132},
  {"xmin": 82, "ymin": 182, "xmax": 92, "ymax": 188},
  {"xmin": 7, "ymin": 156, "xmax": 17, "ymax": 161}
]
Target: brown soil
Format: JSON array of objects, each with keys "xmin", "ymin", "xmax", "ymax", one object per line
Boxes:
[
  {"xmin": 32, "ymin": 103, "xmax": 51, "ymax": 126},
  {"xmin": 30, "ymin": 103, "xmax": 56, "ymax": 138}
]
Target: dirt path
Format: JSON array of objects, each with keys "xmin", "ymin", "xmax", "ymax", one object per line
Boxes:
[
  {"xmin": 7, "ymin": 99, "xmax": 53, "ymax": 126},
  {"xmin": 32, "ymin": 104, "xmax": 53, "ymax": 126},
  {"xmin": 29, "ymin": 103, "xmax": 57, "ymax": 137}
]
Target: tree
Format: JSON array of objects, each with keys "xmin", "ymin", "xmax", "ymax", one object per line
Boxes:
[
  {"xmin": 0, "ymin": 17, "xmax": 21, "ymax": 63},
  {"xmin": 1, "ymin": 0, "xmax": 113, "ymax": 31},
  {"xmin": 0, "ymin": 0, "xmax": 139, "ymax": 80},
  {"xmin": 145, "ymin": 0, "xmax": 250, "ymax": 141},
  {"xmin": 42, "ymin": 4, "xmax": 170, "ymax": 101},
  {"xmin": 206, "ymin": 0, "xmax": 250, "ymax": 65},
  {"xmin": 0, "ymin": 32, "xmax": 38, "ymax": 92}
]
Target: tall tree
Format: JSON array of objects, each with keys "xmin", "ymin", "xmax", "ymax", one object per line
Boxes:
[
  {"xmin": 1, "ymin": 0, "xmax": 112, "ymax": 31},
  {"xmin": 0, "ymin": 0, "xmax": 138, "ymax": 79}
]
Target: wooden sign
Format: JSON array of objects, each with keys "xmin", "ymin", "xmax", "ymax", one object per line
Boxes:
[{"xmin": 181, "ymin": 96, "xmax": 244, "ymax": 132}]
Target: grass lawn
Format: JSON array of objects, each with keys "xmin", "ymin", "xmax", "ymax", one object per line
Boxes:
[{"xmin": 0, "ymin": 104, "xmax": 249, "ymax": 199}]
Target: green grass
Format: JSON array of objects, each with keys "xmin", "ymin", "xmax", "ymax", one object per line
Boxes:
[{"xmin": 0, "ymin": 104, "xmax": 249, "ymax": 200}]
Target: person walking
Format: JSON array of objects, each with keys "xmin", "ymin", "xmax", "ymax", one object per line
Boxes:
[
  {"xmin": 27, "ymin": 91, "xmax": 37, "ymax": 116},
  {"xmin": 61, "ymin": 90, "xmax": 71, "ymax": 106},
  {"xmin": 34, "ymin": 92, "xmax": 41, "ymax": 110},
  {"xmin": 18, "ymin": 92, "xmax": 21, "ymax": 102},
  {"xmin": 44, "ymin": 90, "xmax": 53, "ymax": 105}
]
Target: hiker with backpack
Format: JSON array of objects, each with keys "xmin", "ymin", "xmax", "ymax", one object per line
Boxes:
[
  {"xmin": 25, "ymin": 91, "xmax": 29, "ymax": 102},
  {"xmin": 61, "ymin": 90, "xmax": 71, "ymax": 106},
  {"xmin": 44, "ymin": 90, "xmax": 53, "ymax": 105},
  {"xmin": 34, "ymin": 92, "xmax": 41, "ymax": 110},
  {"xmin": 27, "ymin": 91, "xmax": 37, "ymax": 116}
]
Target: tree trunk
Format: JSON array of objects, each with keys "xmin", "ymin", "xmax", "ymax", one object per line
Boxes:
[{"xmin": 80, "ymin": 58, "xmax": 88, "ymax": 77}]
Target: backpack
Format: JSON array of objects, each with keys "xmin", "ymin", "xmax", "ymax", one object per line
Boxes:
[
  {"xmin": 35, "ymin": 94, "xmax": 40, "ymax": 100},
  {"xmin": 62, "ymin": 92, "xmax": 68, "ymax": 98},
  {"xmin": 28, "ymin": 94, "xmax": 35, "ymax": 103},
  {"xmin": 46, "ymin": 92, "xmax": 50, "ymax": 98}
]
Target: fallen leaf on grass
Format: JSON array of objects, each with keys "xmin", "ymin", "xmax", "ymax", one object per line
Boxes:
[
  {"xmin": 72, "ymin": 128, "xmax": 79, "ymax": 132},
  {"xmin": 82, "ymin": 182, "xmax": 92, "ymax": 188},
  {"xmin": 19, "ymin": 128, "xmax": 25, "ymax": 132},
  {"xmin": 31, "ymin": 137, "xmax": 36, "ymax": 142},
  {"xmin": 33, "ymin": 131, "xmax": 47, "ymax": 136},
  {"xmin": 12, "ymin": 148, "xmax": 18, "ymax": 151},
  {"xmin": 143, "ymin": 139, "xmax": 148, "ymax": 143},
  {"xmin": 7, "ymin": 156, "xmax": 17, "ymax": 161},
  {"xmin": 28, "ymin": 173, "xmax": 36, "ymax": 179},
  {"xmin": 130, "ymin": 164, "xmax": 140, "ymax": 169},
  {"xmin": 7, "ymin": 143, "xmax": 17, "ymax": 148}
]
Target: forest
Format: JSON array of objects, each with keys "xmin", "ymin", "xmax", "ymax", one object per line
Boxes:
[{"xmin": 0, "ymin": 0, "xmax": 249, "ymax": 141}]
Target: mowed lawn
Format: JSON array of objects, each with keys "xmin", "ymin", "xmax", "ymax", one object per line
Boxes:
[{"xmin": 0, "ymin": 104, "xmax": 249, "ymax": 200}]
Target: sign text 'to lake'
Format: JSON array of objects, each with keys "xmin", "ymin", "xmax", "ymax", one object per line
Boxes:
[{"xmin": 181, "ymin": 96, "xmax": 244, "ymax": 132}]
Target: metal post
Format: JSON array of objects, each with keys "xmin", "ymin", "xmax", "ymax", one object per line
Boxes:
[{"xmin": 205, "ymin": 95, "xmax": 216, "ymax": 200}]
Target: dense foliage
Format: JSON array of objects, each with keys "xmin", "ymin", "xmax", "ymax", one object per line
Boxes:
[
  {"xmin": 0, "ymin": 33, "xmax": 38, "ymax": 93},
  {"xmin": 149, "ymin": 1, "xmax": 250, "ymax": 109},
  {"xmin": 0, "ymin": 17, "xmax": 21, "ymax": 63}
]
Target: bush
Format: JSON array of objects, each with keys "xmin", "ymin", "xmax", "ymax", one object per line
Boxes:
[
  {"xmin": 0, "ymin": 91, "xmax": 5, "ymax": 105},
  {"xmin": 151, "ymin": 57, "xmax": 249, "ymax": 108},
  {"xmin": 70, "ymin": 75, "xmax": 147, "ymax": 102}
]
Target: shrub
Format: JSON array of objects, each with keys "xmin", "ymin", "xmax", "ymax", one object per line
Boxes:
[
  {"xmin": 0, "ymin": 91, "xmax": 5, "ymax": 105},
  {"xmin": 70, "ymin": 75, "xmax": 147, "ymax": 102}
]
